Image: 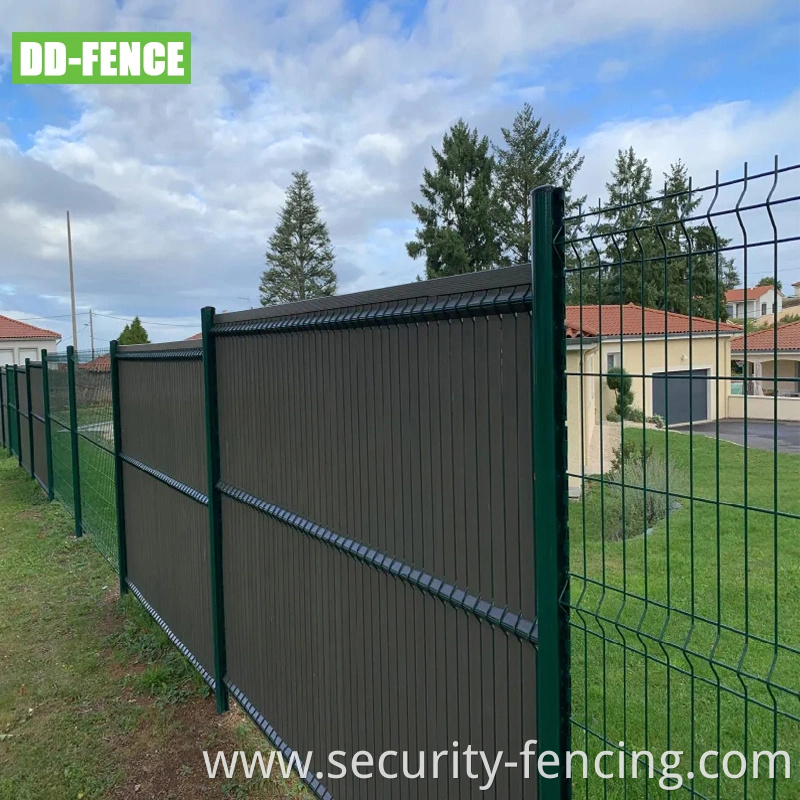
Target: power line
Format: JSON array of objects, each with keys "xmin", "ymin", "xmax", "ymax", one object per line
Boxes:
[
  {"xmin": 91, "ymin": 313, "xmax": 195, "ymax": 328},
  {"xmin": 10, "ymin": 312, "xmax": 90, "ymax": 322}
]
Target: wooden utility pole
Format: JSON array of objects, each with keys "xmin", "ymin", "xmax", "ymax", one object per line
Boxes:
[
  {"xmin": 67, "ymin": 211, "xmax": 78, "ymax": 351},
  {"xmin": 89, "ymin": 309, "xmax": 95, "ymax": 360}
]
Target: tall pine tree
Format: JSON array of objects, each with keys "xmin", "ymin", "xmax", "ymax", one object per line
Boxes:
[
  {"xmin": 493, "ymin": 103, "xmax": 585, "ymax": 263},
  {"xmin": 260, "ymin": 171, "xmax": 337, "ymax": 306},
  {"xmin": 656, "ymin": 160, "xmax": 739, "ymax": 319},
  {"xmin": 407, "ymin": 119, "xmax": 506, "ymax": 279},
  {"xmin": 568, "ymin": 151, "xmax": 739, "ymax": 318}
]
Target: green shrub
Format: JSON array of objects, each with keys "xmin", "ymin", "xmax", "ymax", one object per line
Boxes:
[
  {"xmin": 604, "ymin": 442, "xmax": 683, "ymax": 540},
  {"xmin": 606, "ymin": 367, "xmax": 633, "ymax": 417},
  {"xmin": 606, "ymin": 410, "xmax": 621, "ymax": 422}
]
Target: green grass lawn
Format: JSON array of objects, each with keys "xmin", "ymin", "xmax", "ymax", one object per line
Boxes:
[
  {"xmin": 0, "ymin": 454, "xmax": 306, "ymax": 800},
  {"xmin": 569, "ymin": 428, "xmax": 800, "ymax": 799}
]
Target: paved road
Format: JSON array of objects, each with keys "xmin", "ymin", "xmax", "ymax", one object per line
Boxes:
[{"xmin": 686, "ymin": 420, "xmax": 800, "ymax": 455}]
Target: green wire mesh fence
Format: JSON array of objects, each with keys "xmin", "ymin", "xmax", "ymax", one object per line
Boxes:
[
  {"xmin": 562, "ymin": 160, "xmax": 799, "ymax": 799},
  {"xmin": 73, "ymin": 349, "xmax": 117, "ymax": 564},
  {"xmin": 40, "ymin": 349, "xmax": 118, "ymax": 566},
  {"xmin": 47, "ymin": 352, "xmax": 74, "ymax": 512}
]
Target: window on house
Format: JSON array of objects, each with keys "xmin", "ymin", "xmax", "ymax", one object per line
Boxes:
[
  {"xmin": 762, "ymin": 303, "xmax": 767, "ymax": 316},
  {"xmin": 607, "ymin": 351, "xmax": 620, "ymax": 372}
]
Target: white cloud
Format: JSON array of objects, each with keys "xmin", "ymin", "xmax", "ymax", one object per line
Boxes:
[
  {"xmin": 597, "ymin": 59, "xmax": 629, "ymax": 83},
  {"xmin": 575, "ymin": 92, "xmax": 800, "ymax": 201}
]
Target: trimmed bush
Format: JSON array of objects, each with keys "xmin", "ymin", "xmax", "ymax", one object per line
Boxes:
[
  {"xmin": 604, "ymin": 442, "xmax": 683, "ymax": 540},
  {"xmin": 606, "ymin": 367, "xmax": 633, "ymax": 417}
]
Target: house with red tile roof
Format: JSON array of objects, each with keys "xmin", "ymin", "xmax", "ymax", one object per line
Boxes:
[
  {"xmin": 729, "ymin": 322, "xmax": 800, "ymax": 417},
  {"xmin": 0, "ymin": 315, "xmax": 61, "ymax": 366},
  {"xmin": 562, "ymin": 304, "xmax": 745, "ymax": 488},
  {"xmin": 724, "ymin": 285, "xmax": 784, "ymax": 321},
  {"xmin": 564, "ymin": 303, "xmax": 741, "ymax": 431}
]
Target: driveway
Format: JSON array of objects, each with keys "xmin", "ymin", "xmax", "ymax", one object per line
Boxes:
[{"xmin": 686, "ymin": 420, "xmax": 800, "ymax": 455}]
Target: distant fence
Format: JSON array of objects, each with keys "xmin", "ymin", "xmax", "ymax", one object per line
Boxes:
[{"xmin": 3, "ymin": 350, "xmax": 117, "ymax": 566}]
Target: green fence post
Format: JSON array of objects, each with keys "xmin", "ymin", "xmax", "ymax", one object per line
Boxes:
[
  {"xmin": 41, "ymin": 351, "xmax": 55, "ymax": 501},
  {"xmin": 201, "ymin": 306, "xmax": 228, "ymax": 713},
  {"xmin": 67, "ymin": 346, "xmax": 83, "ymax": 538},
  {"xmin": 25, "ymin": 359, "xmax": 35, "ymax": 478},
  {"xmin": 110, "ymin": 340, "xmax": 128, "ymax": 595},
  {"xmin": 531, "ymin": 185, "xmax": 571, "ymax": 800}
]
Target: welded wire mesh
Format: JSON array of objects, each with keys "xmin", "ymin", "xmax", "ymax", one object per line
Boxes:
[
  {"xmin": 47, "ymin": 353, "xmax": 74, "ymax": 513},
  {"xmin": 73, "ymin": 349, "xmax": 117, "ymax": 564},
  {"xmin": 562, "ymin": 160, "xmax": 799, "ymax": 799}
]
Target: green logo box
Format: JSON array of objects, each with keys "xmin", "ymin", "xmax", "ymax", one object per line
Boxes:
[{"xmin": 12, "ymin": 32, "xmax": 191, "ymax": 84}]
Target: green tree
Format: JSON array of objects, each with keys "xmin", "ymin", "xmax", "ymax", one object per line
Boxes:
[
  {"xmin": 567, "ymin": 152, "xmax": 739, "ymax": 318},
  {"xmin": 493, "ymin": 103, "xmax": 585, "ymax": 263},
  {"xmin": 407, "ymin": 119, "xmax": 506, "ymax": 279},
  {"xmin": 260, "ymin": 170, "xmax": 337, "ymax": 306},
  {"xmin": 757, "ymin": 276, "xmax": 782, "ymax": 292},
  {"xmin": 117, "ymin": 316, "xmax": 149, "ymax": 345},
  {"xmin": 607, "ymin": 367, "xmax": 634, "ymax": 417},
  {"xmin": 656, "ymin": 160, "xmax": 739, "ymax": 319}
]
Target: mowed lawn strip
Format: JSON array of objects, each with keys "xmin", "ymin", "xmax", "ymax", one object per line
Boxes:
[
  {"xmin": 569, "ymin": 429, "xmax": 800, "ymax": 800},
  {"xmin": 0, "ymin": 454, "xmax": 308, "ymax": 800}
]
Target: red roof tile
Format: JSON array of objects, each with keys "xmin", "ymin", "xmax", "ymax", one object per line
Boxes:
[
  {"xmin": 0, "ymin": 314, "xmax": 60, "ymax": 340},
  {"xmin": 187, "ymin": 333, "xmax": 202, "ymax": 340},
  {"xmin": 80, "ymin": 354, "xmax": 111, "ymax": 372},
  {"xmin": 725, "ymin": 286, "xmax": 782, "ymax": 302},
  {"xmin": 731, "ymin": 320, "xmax": 800, "ymax": 352},
  {"xmin": 565, "ymin": 304, "xmax": 742, "ymax": 338}
]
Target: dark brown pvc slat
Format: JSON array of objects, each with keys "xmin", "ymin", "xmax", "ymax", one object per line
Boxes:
[
  {"xmin": 214, "ymin": 272, "xmax": 537, "ymax": 799},
  {"xmin": 29, "ymin": 365, "xmax": 44, "ymax": 417},
  {"xmin": 123, "ymin": 462, "xmax": 214, "ymax": 673},
  {"xmin": 17, "ymin": 371, "xmax": 30, "ymax": 473},
  {"xmin": 118, "ymin": 359, "xmax": 206, "ymax": 493},
  {"xmin": 221, "ymin": 497, "xmax": 537, "ymax": 799},
  {"xmin": 215, "ymin": 314, "xmax": 534, "ymax": 618}
]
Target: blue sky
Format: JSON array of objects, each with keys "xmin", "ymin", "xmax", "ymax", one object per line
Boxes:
[{"xmin": 0, "ymin": 0, "xmax": 798, "ymax": 346}]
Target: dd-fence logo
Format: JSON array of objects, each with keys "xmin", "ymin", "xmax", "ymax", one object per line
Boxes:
[{"xmin": 12, "ymin": 33, "xmax": 191, "ymax": 84}]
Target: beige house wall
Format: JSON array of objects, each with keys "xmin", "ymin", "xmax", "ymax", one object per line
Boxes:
[
  {"xmin": 566, "ymin": 345, "xmax": 599, "ymax": 490},
  {"xmin": 594, "ymin": 335, "xmax": 732, "ymax": 422},
  {"xmin": 728, "ymin": 394, "xmax": 800, "ymax": 422},
  {"xmin": 759, "ymin": 357, "xmax": 800, "ymax": 395},
  {"xmin": 756, "ymin": 306, "xmax": 800, "ymax": 327}
]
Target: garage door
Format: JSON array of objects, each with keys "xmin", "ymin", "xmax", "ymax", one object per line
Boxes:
[{"xmin": 652, "ymin": 369, "xmax": 709, "ymax": 425}]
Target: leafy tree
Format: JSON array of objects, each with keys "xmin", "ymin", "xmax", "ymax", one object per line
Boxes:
[
  {"xmin": 260, "ymin": 170, "xmax": 337, "ymax": 306},
  {"xmin": 117, "ymin": 316, "xmax": 149, "ymax": 345},
  {"xmin": 494, "ymin": 103, "xmax": 585, "ymax": 263},
  {"xmin": 407, "ymin": 119, "xmax": 506, "ymax": 279},
  {"xmin": 757, "ymin": 276, "xmax": 782, "ymax": 292}
]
